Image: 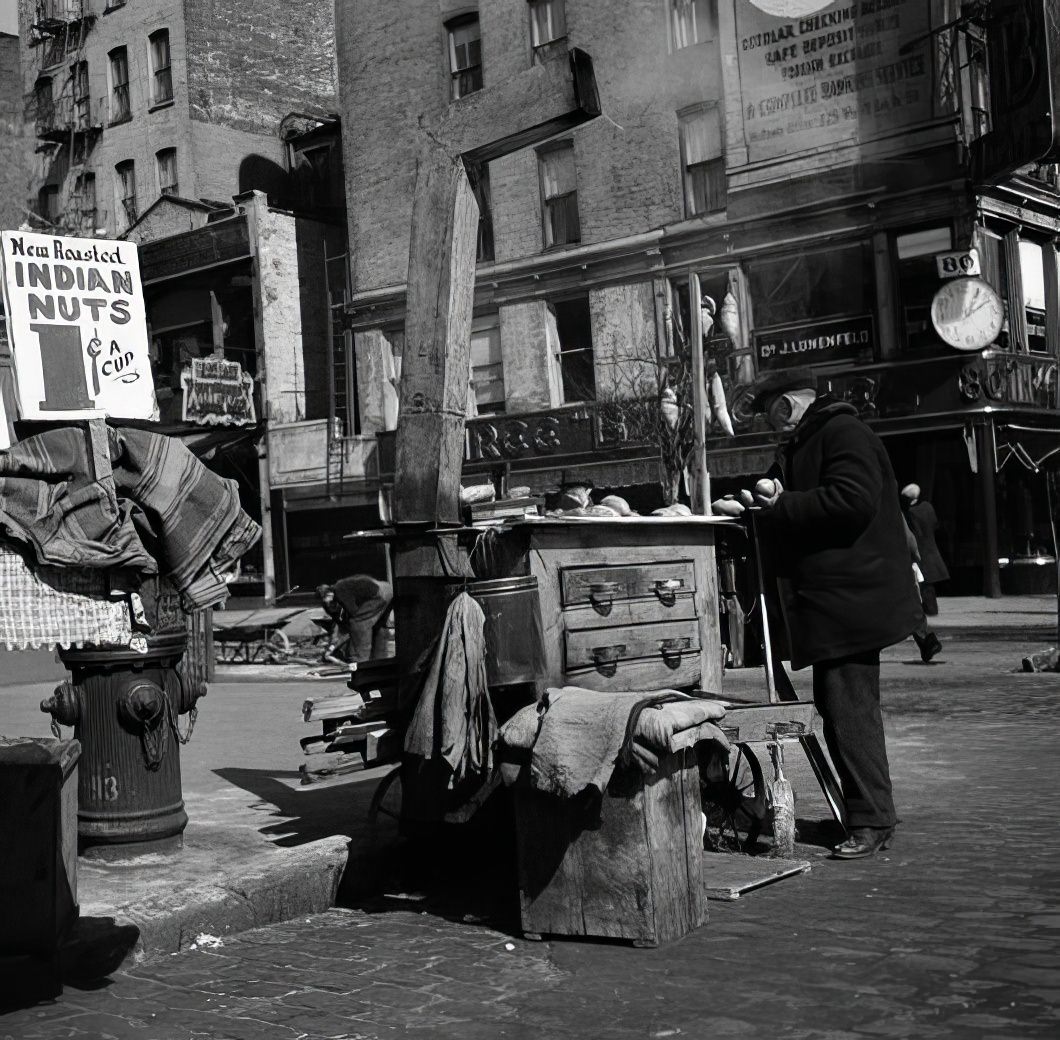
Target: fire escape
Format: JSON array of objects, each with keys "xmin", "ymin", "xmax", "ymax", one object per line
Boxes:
[{"xmin": 28, "ymin": 0, "xmax": 103, "ymax": 234}]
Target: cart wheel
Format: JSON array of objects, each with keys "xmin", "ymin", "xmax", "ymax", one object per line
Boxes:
[
  {"xmin": 367, "ymin": 765, "xmax": 403, "ymax": 837},
  {"xmin": 701, "ymin": 742, "xmax": 768, "ymax": 853},
  {"xmin": 262, "ymin": 629, "xmax": 293, "ymax": 664}
]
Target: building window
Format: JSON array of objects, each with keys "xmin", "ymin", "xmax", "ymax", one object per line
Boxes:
[
  {"xmin": 670, "ymin": 0, "xmax": 717, "ymax": 51},
  {"xmin": 548, "ymin": 295, "xmax": 595, "ymax": 403},
  {"xmin": 539, "ymin": 142, "xmax": 580, "ymax": 248},
  {"xmin": 149, "ymin": 29, "xmax": 173, "ymax": 105},
  {"xmin": 748, "ymin": 242, "xmax": 876, "ymax": 330},
  {"xmin": 1018, "ymin": 238, "xmax": 1048, "ymax": 354},
  {"xmin": 679, "ymin": 105, "xmax": 725, "ymax": 216},
  {"xmin": 75, "ymin": 172, "xmax": 96, "ymax": 233},
  {"xmin": 72, "ymin": 60, "xmax": 90, "ymax": 129},
  {"xmin": 529, "ymin": 0, "xmax": 567, "ymax": 64},
  {"xmin": 115, "ymin": 159, "xmax": 137, "ymax": 226},
  {"xmin": 109, "ymin": 46, "xmax": 130, "ymax": 122},
  {"xmin": 447, "ymin": 15, "xmax": 482, "ymax": 100},
  {"xmin": 470, "ymin": 314, "xmax": 505, "ymax": 413},
  {"xmin": 895, "ymin": 226, "xmax": 953, "ymax": 352},
  {"xmin": 156, "ymin": 148, "xmax": 178, "ymax": 196},
  {"xmin": 37, "ymin": 185, "xmax": 60, "ymax": 225},
  {"xmin": 469, "ymin": 164, "xmax": 494, "ymax": 262},
  {"xmin": 34, "ymin": 77, "xmax": 54, "ymax": 133}
]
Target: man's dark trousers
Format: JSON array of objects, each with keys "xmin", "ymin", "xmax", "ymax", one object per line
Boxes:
[{"xmin": 812, "ymin": 649, "xmax": 897, "ymax": 829}]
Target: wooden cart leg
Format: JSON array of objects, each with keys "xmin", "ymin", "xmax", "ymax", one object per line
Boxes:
[{"xmin": 799, "ymin": 734, "xmax": 847, "ymax": 828}]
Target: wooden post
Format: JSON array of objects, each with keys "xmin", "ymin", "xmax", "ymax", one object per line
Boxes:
[
  {"xmin": 688, "ymin": 272, "xmax": 710, "ymax": 515},
  {"xmin": 393, "ymin": 149, "xmax": 480, "ymax": 526}
]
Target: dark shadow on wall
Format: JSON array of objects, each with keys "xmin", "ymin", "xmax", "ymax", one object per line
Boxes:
[{"xmin": 238, "ymin": 154, "xmax": 292, "ymax": 200}]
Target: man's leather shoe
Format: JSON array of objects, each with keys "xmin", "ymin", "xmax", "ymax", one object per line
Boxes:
[
  {"xmin": 920, "ymin": 633, "xmax": 942, "ymax": 663},
  {"xmin": 832, "ymin": 826, "xmax": 895, "ymax": 859}
]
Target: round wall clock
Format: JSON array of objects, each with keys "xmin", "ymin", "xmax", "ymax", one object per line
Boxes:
[{"xmin": 930, "ymin": 277, "xmax": 1005, "ymax": 351}]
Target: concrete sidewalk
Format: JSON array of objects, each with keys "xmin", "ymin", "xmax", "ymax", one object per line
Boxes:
[{"xmin": 0, "ymin": 673, "xmax": 395, "ymax": 967}]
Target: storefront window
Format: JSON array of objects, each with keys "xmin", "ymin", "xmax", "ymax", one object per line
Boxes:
[
  {"xmin": 895, "ymin": 226, "xmax": 953, "ymax": 352},
  {"xmin": 974, "ymin": 229, "xmax": 1010, "ymax": 350},
  {"xmin": 747, "ymin": 243, "xmax": 874, "ymax": 331},
  {"xmin": 1019, "ymin": 238, "xmax": 1048, "ymax": 353}
]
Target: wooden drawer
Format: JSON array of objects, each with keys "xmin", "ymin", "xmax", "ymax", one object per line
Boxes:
[
  {"xmin": 563, "ymin": 592, "xmax": 697, "ymax": 630},
  {"xmin": 560, "ymin": 560, "xmax": 696, "ymax": 609},
  {"xmin": 564, "ymin": 619, "xmax": 700, "ymax": 672},
  {"xmin": 563, "ymin": 654, "xmax": 702, "ymax": 693}
]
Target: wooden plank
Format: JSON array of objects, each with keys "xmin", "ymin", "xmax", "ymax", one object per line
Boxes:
[
  {"xmin": 565, "ymin": 619, "xmax": 700, "ymax": 669},
  {"xmin": 560, "ymin": 560, "xmax": 696, "ymax": 607},
  {"xmin": 702, "ymin": 852, "xmax": 811, "ymax": 901},
  {"xmin": 714, "ymin": 702, "xmax": 818, "ymax": 743}
]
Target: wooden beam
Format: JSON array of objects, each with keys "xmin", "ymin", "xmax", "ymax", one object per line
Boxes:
[
  {"xmin": 452, "ymin": 49, "xmax": 600, "ymax": 167},
  {"xmin": 393, "ymin": 147, "xmax": 479, "ymax": 525}
]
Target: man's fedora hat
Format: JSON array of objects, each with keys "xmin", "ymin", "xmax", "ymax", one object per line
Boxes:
[{"xmin": 749, "ymin": 366, "xmax": 818, "ymax": 409}]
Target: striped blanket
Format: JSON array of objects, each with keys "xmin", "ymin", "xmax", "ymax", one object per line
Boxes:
[{"xmin": 0, "ymin": 425, "xmax": 260, "ymax": 611}]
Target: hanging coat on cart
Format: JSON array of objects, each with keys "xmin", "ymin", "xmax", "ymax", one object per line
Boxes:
[{"xmin": 760, "ymin": 399, "xmax": 921, "ymax": 670}]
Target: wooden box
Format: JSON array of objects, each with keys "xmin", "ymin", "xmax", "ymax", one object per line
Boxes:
[
  {"xmin": 0, "ymin": 736, "xmax": 81, "ymax": 999},
  {"xmin": 514, "ymin": 747, "xmax": 705, "ymax": 946}
]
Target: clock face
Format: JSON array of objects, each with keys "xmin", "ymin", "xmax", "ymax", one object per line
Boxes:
[
  {"xmin": 930, "ymin": 277, "xmax": 1005, "ymax": 352},
  {"xmin": 748, "ymin": 1, "xmax": 834, "ymax": 15}
]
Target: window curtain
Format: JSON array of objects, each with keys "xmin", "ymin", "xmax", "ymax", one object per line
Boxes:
[
  {"xmin": 530, "ymin": 0, "xmax": 566, "ymax": 47},
  {"xmin": 541, "ymin": 146, "xmax": 576, "ymax": 199},
  {"xmin": 681, "ymin": 107, "xmax": 721, "ymax": 167}
]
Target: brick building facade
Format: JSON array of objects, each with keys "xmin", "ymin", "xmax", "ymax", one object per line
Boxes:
[
  {"xmin": 15, "ymin": 0, "xmax": 334, "ymax": 240},
  {"xmin": 333, "ymin": 0, "xmax": 1060, "ymax": 598}
]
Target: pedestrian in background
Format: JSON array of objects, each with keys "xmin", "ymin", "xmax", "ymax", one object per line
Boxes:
[
  {"xmin": 901, "ymin": 483, "xmax": 949, "ymax": 616},
  {"xmin": 714, "ymin": 367, "xmax": 920, "ymax": 860},
  {"xmin": 902, "ymin": 514, "xmax": 943, "ymax": 663},
  {"xmin": 316, "ymin": 576, "xmax": 393, "ymax": 665}
]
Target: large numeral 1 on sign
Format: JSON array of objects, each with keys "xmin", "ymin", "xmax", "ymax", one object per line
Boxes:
[{"xmin": 29, "ymin": 323, "xmax": 94, "ymax": 410}]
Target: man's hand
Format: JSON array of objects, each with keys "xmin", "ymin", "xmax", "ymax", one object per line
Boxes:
[{"xmin": 753, "ymin": 477, "xmax": 784, "ymax": 509}]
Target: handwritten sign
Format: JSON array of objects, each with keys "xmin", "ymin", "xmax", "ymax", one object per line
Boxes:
[
  {"xmin": 755, "ymin": 314, "xmax": 874, "ymax": 368},
  {"xmin": 0, "ymin": 231, "xmax": 156, "ymax": 420},
  {"xmin": 180, "ymin": 357, "xmax": 256, "ymax": 426},
  {"xmin": 735, "ymin": 0, "xmax": 935, "ymax": 166}
]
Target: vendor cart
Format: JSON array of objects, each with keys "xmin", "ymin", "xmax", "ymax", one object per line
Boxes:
[{"xmin": 212, "ymin": 608, "xmax": 308, "ymax": 663}]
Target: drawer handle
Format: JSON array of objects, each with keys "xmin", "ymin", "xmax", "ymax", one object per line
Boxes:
[
  {"xmin": 588, "ymin": 581, "xmax": 620, "ymax": 615},
  {"xmin": 591, "ymin": 643, "xmax": 626, "ymax": 677},
  {"xmin": 659, "ymin": 636, "xmax": 691, "ymax": 669},
  {"xmin": 653, "ymin": 578, "xmax": 684, "ymax": 607}
]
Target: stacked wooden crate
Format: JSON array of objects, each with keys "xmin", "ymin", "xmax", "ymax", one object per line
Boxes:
[{"xmin": 299, "ymin": 662, "xmax": 400, "ymax": 784}]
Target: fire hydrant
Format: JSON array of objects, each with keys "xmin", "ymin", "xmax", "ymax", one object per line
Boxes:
[{"xmin": 40, "ymin": 632, "xmax": 206, "ymax": 854}]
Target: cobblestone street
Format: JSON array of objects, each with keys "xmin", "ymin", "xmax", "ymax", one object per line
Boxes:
[{"xmin": 4, "ymin": 635, "xmax": 1060, "ymax": 1040}]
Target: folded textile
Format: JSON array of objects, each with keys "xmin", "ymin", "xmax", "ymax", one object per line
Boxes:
[
  {"xmin": 0, "ymin": 425, "xmax": 260, "ymax": 611},
  {"xmin": 0, "ymin": 545, "xmax": 132, "ymax": 651},
  {"xmin": 633, "ymin": 697, "xmax": 727, "ymax": 754},
  {"xmin": 404, "ymin": 593, "xmax": 497, "ymax": 787},
  {"xmin": 500, "ymin": 691, "xmax": 730, "ymax": 794},
  {"xmin": 529, "ymin": 686, "xmax": 680, "ymax": 798}
]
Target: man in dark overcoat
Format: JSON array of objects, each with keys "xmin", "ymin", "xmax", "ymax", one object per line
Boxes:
[
  {"xmin": 901, "ymin": 483, "xmax": 949, "ymax": 615},
  {"xmin": 716, "ymin": 368, "xmax": 920, "ymax": 858}
]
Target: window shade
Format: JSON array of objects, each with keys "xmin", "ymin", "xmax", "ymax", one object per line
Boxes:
[
  {"xmin": 541, "ymin": 146, "xmax": 576, "ymax": 198},
  {"xmin": 681, "ymin": 107, "xmax": 721, "ymax": 167}
]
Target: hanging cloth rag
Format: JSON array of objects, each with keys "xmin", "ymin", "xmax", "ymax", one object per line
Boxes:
[{"xmin": 404, "ymin": 592, "xmax": 497, "ymax": 788}]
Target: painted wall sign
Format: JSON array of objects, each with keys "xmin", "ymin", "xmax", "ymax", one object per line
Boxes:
[
  {"xmin": 0, "ymin": 231, "xmax": 156, "ymax": 421},
  {"xmin": 935, "ymin": 248, "xmax": 981, "ymax": 279},
  {"xmin": 734, "ymin": 0, "xmax": 935, "ymax": 166},
  {"xmin": 180, "ymin": 356, "xmax": 256, "ymax": 426},
  {"xmin": 755, "ymin": 314, "xmax": 874, "ymax": 368}
]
